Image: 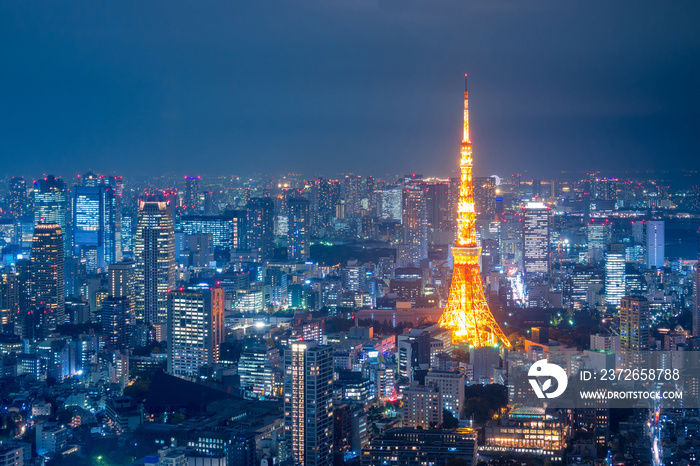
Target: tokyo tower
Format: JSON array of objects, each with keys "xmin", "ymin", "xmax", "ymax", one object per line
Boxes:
[{"xmin": 439, "ymin": 75, "xmax": 511, "ymax": 349}]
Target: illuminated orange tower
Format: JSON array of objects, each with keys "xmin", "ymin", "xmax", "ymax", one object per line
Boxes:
[{"xmin": 439, "ymin": 75, "xmax": 511, "ymax": 348}]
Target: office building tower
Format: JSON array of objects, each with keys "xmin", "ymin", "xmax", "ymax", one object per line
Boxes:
[
  {"xmin": 284, "ymin": 341, "xmax": 333, "ymax": 466},
  {"xmin": 343, "ymin": 175, "xmax": 363, "ymax": 218},
  {"xmin": 287, "ymin": 198, "xmax": 310, "ymax": 262},
  {"xmin": 401, "ymin": 186, "xmax": 428, "ymax": 266},
  {"xmin": 184, "ymin": 176, "xmax": 201, "ymax": 211},
  {"xmin": 425, "ymin": 370, "xmax": 465, "ymax": 418},
  {"xmin": 121, "ymin": 214, "xmax": 133, "ymax": 256},
  {"xmin": 593, "ymin": 178, "xmax": 618, "ymax": 201},
  {"xmin": 473, "ymin": 176, "xmax": 496, "ymax": 220},
  {"xmin": 33, "ymin": 176, "xmax": 70, "ymax": 251},
  {"xmin": 167, "ymin": 286, "xmax": 224, "ymax": 377},
  {"xmin": 109, "ymin": 259, "xmax": 136, "ymax": 316},
  {"xmin": 72, "ymin": 184, "xmax": 118, "ymax": 272},
  {"xmin": 522, "ymin": 202, "xmax": 549, "ymax": 276},
  {"xmin": 587, "ymin": 219, "xmax": 612, "ymax": 263},
  {"xmin": 646, "ymin": 220, "xmax": 665, "ymax": 269},
  {"xmin": 8, "ymin": 176, "xmax": 29, "ymax": 218},
  {"xmin": 0, "ymin": 273, "xmax": 19, "ymax": 333},
  {"xmin": 64, "ymin": 257, "xmax": 88, "ymax": 298},
  {"xmin": 605, "ymin": 243, "xmax": 626, "ymax": 306},
  {"xmin": 313, "ymin": 178, "xmax": 341, "ymax": 234},
  {"xmin": 101, "ymin": 297, "xmax": 130, "ymax": 348},
  {"xmin": 30, "ymin": 223, "xmax": 65, "ymax": 329},
  {"xmin": 238, "ymin": 346, "xmax": 282, "ymax": 399},
  {"xmin": 380, "ymin": 187, "xmax": 402, "ymax": 221},
  {"xmin": 620, "ymin": 296, "xmax": 650, "ymax": 368},
  {"xmin": 402, "ymin": 384, "xmax": 443, "ymax": 429},
  {"xmin": 134, "ymin": 201, "xmax": 176, "ymax": 324},
  {"xmin": 180, "ymin": 210, "xmax": 248, "ymax": 254},
  {"xmin": 397, "ymin": 329, "xmax": 431, "ymax": 382},
  {"xmin": 246, "ymin": 198, "xmax": 274, "ymax": 262},
  {"xmin": 422, "ymin": 180, "xmax": 451, "ymax": 231}
]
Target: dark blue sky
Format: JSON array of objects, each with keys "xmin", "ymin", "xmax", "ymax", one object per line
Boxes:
[{"xmin": 1, "ymin": 0, "xmax": 698, "ymax": 179}]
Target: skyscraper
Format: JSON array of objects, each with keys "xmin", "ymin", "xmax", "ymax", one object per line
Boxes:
[
  {"xmin": 343, "ymin": 175, "xmax": 363, "ymax": 218},
  {"xmin": 646, "ymin": 220, "xmax": 665, "ymax": 269},
  {"xmin": 246, "ymin": 198, "xmax": 274, "ymax": 262},
  {"xmin": 380, "ymin": 187, "xmax": 402, "ymax": 221},
  {"xmin": 313, "ymin": 178, "xmax": 341, "ymax": 235},
  {"xmin": 101, "ymin": 297, "xmax": 130, "ymax": 348},
  {"xmin": 8, "ymin": 177, "xmax": 29, "ymax": 219},
  {"xmin": 33, "ymin": 176, "xmax": 70, "ymax": 251},
  {"xmin": 287, "ymin": 198, "xmax": 310, "ymax": 262},
  {"xmin": 401, "ymin": 186, "xmax": 428, "ymax": 267},
  {"xmin": 30, "ymin": 223, "xmax": 65, "ymax": 330},
  {"xmin": 184, "ymin": 176, "xmax": 202, "ymax": 212},
  {"xmin": 619, "ymin": 296, "xmax": 649, "ymax": 368},
  {"xmin": 605, "ymin": 243, "xmax": 626, "ymax": 306},
  {"xmin": 72, "ymin": 184, "xmax": 118, "ymax": 272},
  {"xmin": 285, "ymin": 341, "xmax": 333, "ymax": 466},
  {"xmin": 167, "ymin": 286, "xmax": 224, "ymax": 377},
  {"xmin": 109, "ymin": 259, "xmax": 136, "ymax": 316},
  {"xmin": 134, "ymin": 201, "xmax": 176, "ymax": 325},
  {"xmin": 522, "ymin": 202, "xmax": 550, "ymax": 276},
  {"xmin": 473, "ymin": 176, "xmax": 496, "ymax": 220}
]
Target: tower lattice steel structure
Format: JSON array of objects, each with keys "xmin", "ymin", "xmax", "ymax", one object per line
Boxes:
[{"xmin": 439, "ymin": 76, "xmax": 511, "ymax": 348}]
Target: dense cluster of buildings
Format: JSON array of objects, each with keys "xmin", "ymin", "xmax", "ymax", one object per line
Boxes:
[{"xmin": 0, "ymin": 169, "xmax": 696, "ymax": 465}]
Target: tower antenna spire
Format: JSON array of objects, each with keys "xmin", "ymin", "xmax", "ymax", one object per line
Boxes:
[{"xmin": 463, "ymin": 74, "xmax": 469, "ymax": 143}]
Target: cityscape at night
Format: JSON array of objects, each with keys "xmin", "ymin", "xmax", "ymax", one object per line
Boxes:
[{"xmin": 0, "ymin": 1, "xmax": 699, "ymax": 465}]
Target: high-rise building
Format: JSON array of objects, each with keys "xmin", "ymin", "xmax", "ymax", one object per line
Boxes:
[
  {"xmin": 72, "ymin": 184, "xmax": 118, "ymax": 272},
  {"xmin": 593, "ymin": 178, "xmax": 618, "ymax": 201},
  {"xmin": 134, "ymin": 201, "xmax": 176, "ymax": 324},
  {"xmin": 522, "ymin": 202, "xmax": 550, "ymax": 276},
  {"xmin": 422, "ymin": 180, "xmax": 451, "ymax": 231},
  {"xmin": 646, "ymin": 220, "xmax": 665, "ymax": 269},
  {"xmin": 402, "ymin": 384, "xmax": 443, "ymax": 429},
  {"xmin": 184, "ymin": 176, "xmax": 201, "ymax": 211},
  {"xmin": 33, "ymin": 176, "xmax": 70, "ymax": 251},
  {"xmin": 284, "ymin": 341, "xmax": 333, "ymax": 466},
  {"xmin": 101, "ymin": 296, "xmax": 130, "ymax": 348},
  {"xmin": 167, "ymin": 286, "xmax": 224, "ymax": 377},
  {"xmin": 313, "ymin": 178, "xmax": 341, "ymax": 234},
  {"xmin": 238, "ymin": 346, "xmax": 282, "ymax": 399},
  {"xmin": 30, "ymin": 223, "xmax": 65, "ymax": 329},
  {"xmin": 343, "ymin": 175, "xmax": 363, "ymax": 218},
  {"xmin": 473, "ymin": 176, "xmax": 496, "ymax": 220},
  {"xmin": 619, "ymin": 296, "xmax": 650, "ymax": 368},
  {"xmin": 180, "ymin": 210, "xmax": 248, "ymax": 253},
  {"xmin": 246, "ymin": 198, "xmax": 274, "ymax": 262},
  {"xmin": 401, "ymin": 186, "xmax": 428, "ymax": 267},
  {"xmin": 587, "ymin": 219, "xmax": 612, "ymax": 264},
  {"xmin": 109, "ymin": 259, "xmax": 136, "ymax": 316},
  {"xmin": 605, "ymin": 243, "xmax": 626, "ymax": 306},
  {"xmin": 287, "ymin": 198, "xmax": 310, "ymax": 262},
  {"xmin": 8, "ymin": 176, "xmax": 30, "ymax": 218},
  {"xmin": 380, "ymin": 187, "xmax": 402, "ymax": 221},
  {"xmin": 424, "ymin": 370, "xmax": 465, "ymax": 418}
]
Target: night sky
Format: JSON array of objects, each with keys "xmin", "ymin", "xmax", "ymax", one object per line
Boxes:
[{"xmin": 1, "ymin": 0, "xmax": 698, "ymax": 179}]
